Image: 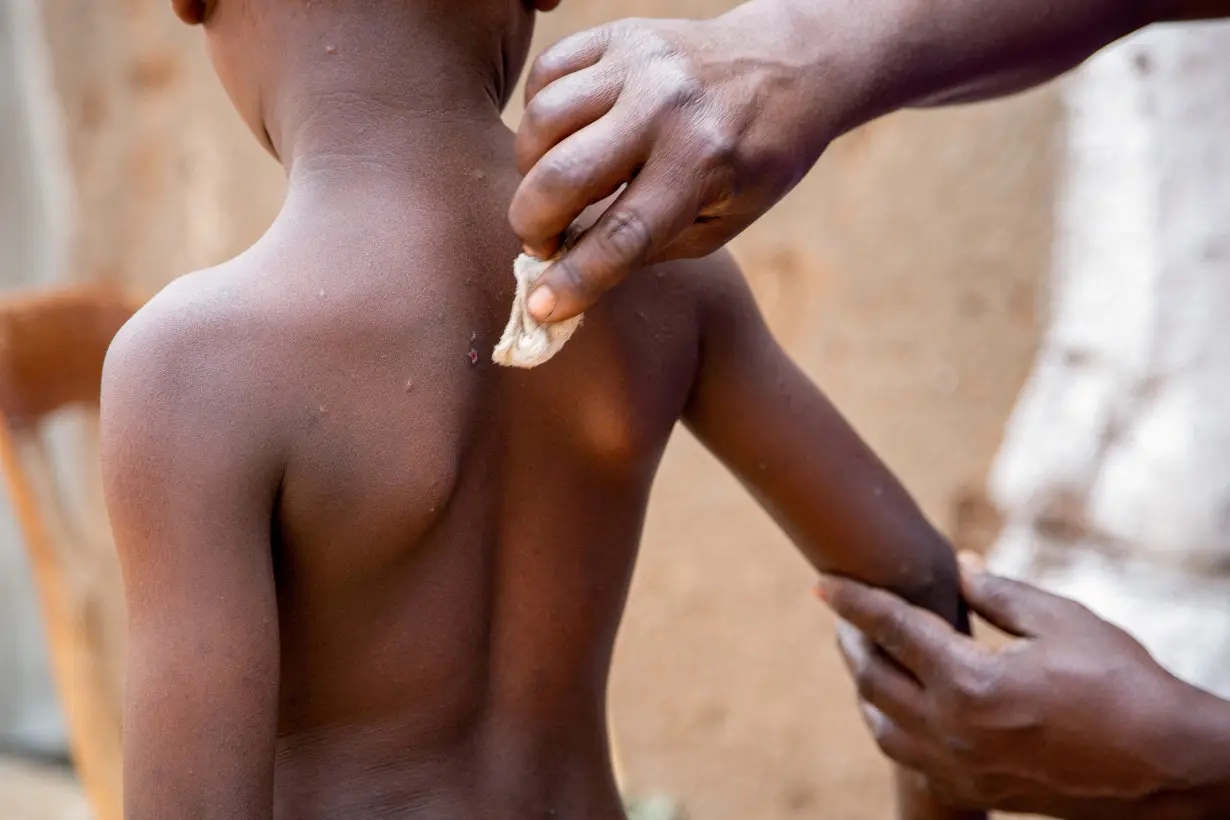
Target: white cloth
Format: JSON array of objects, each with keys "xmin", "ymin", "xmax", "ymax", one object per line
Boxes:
[{"xmin": 492, "ymin": 235, "xmax": 584, "ymax": 369}]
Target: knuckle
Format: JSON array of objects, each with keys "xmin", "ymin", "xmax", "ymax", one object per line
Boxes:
[
  {"xmin": 507, "ymin": 193, "xmax": 541, "ymax": 240},
  {"xmin": 870, "ymin": 720, "xmax": 895, "ymax": 750},
  {"xmin": 531, "ymin": 74, "xmax": 581, "ymax": 119},
  {"xmin": 656, "ymin": 61, "xmax": 702, "ymax": 109},
  {"xmin": 595, "ymin": 209, "xmax": 654, "ymax": 264},
  {"xmin": 853, "ymin": 667, "xmax": 877, "ymax": 701},
  {"xmin": 519, "ymin": 103, "xmax": 546, "ymax": 142},
  {"xmin": 535, "ymin": 32, "xmax": 592, "ymax": 71},
  {"xmin": 553, "ymin": 260, "xmax": 592, "ymax": 301},
  {"xmin": 878, "ymin": 610, "xmax": 911, "ymax": 651},
  {"xmin": 507, "ymin": 203, "xmax": 532, "ymax": 239},
  {"xmin": 949, "ymin": 664, "xmax": 999, "ymax": 710},
  {"xmin": 623, "ymin": 20, "xmax": 679, "ymax": 58},
  {"xmin": 521, "ymin": 97, "xmax": 565, "ymax": 146},
  {"xmin": 522, "ymin": 92, "xmax": 550, "ymax": 128},
  {"xmin": 528, "ymin": 52, "xmax": 565, "ymax": 89},
  {"xmin": 535, "ymin": 151, "xmax": 587, "ymax": 194},
  {"xmin": 980, "ymin": 582, "xmax": 1017, "ymax": 616},
  {"xmin": 606, "ymin": 18, "xmax": 644, "ymax": 41},
  {"xmin": 863, "ymin": 705, "xmax": 894, "ymax": 748},
  {"xmin": 694, "ymin": 121, "xmax": 740, "ymax": 169}
]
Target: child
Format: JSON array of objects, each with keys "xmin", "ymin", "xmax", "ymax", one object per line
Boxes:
[{"xmin": 100, "ymin": 2, "xmax": 982, "ymax": 819}]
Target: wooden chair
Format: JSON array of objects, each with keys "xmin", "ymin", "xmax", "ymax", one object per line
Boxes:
[{"xmin": 0, "ymin": 285, "xmax": 137, "ymax": 820}]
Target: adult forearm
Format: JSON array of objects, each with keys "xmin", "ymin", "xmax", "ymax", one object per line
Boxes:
[
  {"xmin": 726, "ymin": 0, "xmax": 1227, "ymax": 142},
  {"xmin": 1058, "ymin": 681, "xmax": 1230, "ymax": 819},
  {"xmin": 1156, "ymin": 685, "xmax": 1230, "ymax": 820},
  {"xmin": 897, "ymin": 0, "xmax": 1230, "ymax": 107},
  {"xmin": 883, "ymin": 0, "xmax": 1159, "ymax": 108}
]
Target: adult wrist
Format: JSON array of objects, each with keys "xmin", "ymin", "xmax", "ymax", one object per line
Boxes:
[
  {"xmin": 714, "ymin": 0, "xmax": 914, "ymax": 145},
  {"xmin": 1149, "ymin": 680, "xmax": 1230, "ymax": 817}
]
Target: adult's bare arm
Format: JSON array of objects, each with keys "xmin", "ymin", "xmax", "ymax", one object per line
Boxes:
[
  {"xmin": 896, "ymin": 0, "xmax": 1230, "ymax": 107},
  {"xmin": 820, "ymin": 557, "xmax": 1230, "ymax": 818},
  {"xmin": 510, "ymin": 0, "xmax": 1230, "ymax": 324},
  {"xmin": 101, "ymin": 301, "xmax": 284, "ymax": 820}
]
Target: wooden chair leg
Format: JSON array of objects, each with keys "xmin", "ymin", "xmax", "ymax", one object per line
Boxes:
[{"xmin": 0, "ymin": 420, "xmax": 123, "ymax": 820}]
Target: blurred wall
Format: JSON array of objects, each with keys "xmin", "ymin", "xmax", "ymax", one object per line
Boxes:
[
  {"xmin": 7, "ymin": 2, "xmax": 1053, "ymax": 819},
  {"xmin": 0, "ymin": 0, "xmax": 70, "ymax": 754}
]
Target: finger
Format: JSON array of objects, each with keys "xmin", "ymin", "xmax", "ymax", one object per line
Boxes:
[
  {"xmin": 819, "ymin": 577, "xmax": 964, "ymax": 685},
  {"xmin": 528, "ymin": 161, "xmax": 704, "ymax": 322},
  {"xmin": 958, "ymin": 552, "xmax": 1071, "ymax": 637},
  {"xmin": 509, "ymin": 108, "xmax": 652, "ymax": 258},
  {"xmin": 516, "ymin": 65, "xmax": 623, "ymax": 177},
  {"xmin": 524, "ymin": 26, "xmax": 612, "ymax": 104},
  {"xmin": 836, "ymin": 620, "xmax": 928, "ymax": 732},
  {"xmin": 859, "ymin": 703, "xmax": 930, "ymax": 772}
]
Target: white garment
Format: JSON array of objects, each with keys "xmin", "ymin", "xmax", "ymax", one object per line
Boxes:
[{"xmin": 492, "ymin": 236, "xmax": 584, "ymax": 369}]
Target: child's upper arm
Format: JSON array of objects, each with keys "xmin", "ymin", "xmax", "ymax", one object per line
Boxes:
[
  {"xmin": 101, "ymin": 293, "xmax": 283, "ymax": 820},
  {"xmin": 681, "ymin": 253, "xmax": 964, "ymax": 626}
]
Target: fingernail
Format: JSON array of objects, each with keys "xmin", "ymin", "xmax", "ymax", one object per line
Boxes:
[
  {"xmin": 528, "ymin": 286, "xmax": 556, "ymax": 321},
  {"xmin": 957, "ymin": 551, "xmax": 986, "ymax": 573},
  {"xmin": 813, "ymin": 577, "xmax": 833, "ymax": 602}
]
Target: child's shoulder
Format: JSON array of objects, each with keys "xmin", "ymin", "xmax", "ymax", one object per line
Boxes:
[
  {"xmin": 110, "ymin": 264, "xmax": 270, "ymax": 369},
  {"xmin": 102, "ymin": 262, "xmax": 294, "ymax": 437},
  {"xmin": 637, "ymin": 247, "xmax": 762, "ymax": 336}
]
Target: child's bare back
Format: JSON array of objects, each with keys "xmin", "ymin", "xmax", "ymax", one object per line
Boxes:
[
  {"xmin": 101, "ymin": 2, "xmax": 980, "ymax": 819},
  {"xmin": 104, "ymin": 149, "xmax": 719, "ymax": 816}
]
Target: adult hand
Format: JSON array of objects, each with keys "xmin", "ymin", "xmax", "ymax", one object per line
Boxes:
[
  {"xmin": 818, "ymin": 556, "xmax": 1230, "ymax": 817},
  {"xmin": 509, "ymin": 1, "xmax": 885, "ymax": 323}
]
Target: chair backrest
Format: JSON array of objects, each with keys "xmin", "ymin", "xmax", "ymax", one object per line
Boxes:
[{"xmin": 0, "ymin": 285, "xmax": 138, "ymax": 820}]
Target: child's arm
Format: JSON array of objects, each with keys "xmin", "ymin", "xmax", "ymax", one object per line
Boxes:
[
  {"xmin": 101, "ymin": 304, "xmax": 282, "ymax": 820},
  {"xmin": 681, "ymin": 252, "xmax": 982, "ymax": 820}
]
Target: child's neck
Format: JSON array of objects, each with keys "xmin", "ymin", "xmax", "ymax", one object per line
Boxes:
[
  {"xmin": 268, "ymin": 30, "xmax": 516, "ymax": 192},
  {"xmin": 279, "ymin": 87, "xmax": 509, "ymax": 193}
]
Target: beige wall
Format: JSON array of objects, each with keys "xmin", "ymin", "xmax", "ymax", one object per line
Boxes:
[
  {"xmin": 39, "ymin": 0, "xmax": 285, "ymax": 294},
  {"xmin": 27, "ymin": 2, "xmax": 1053, "ymax": 818}
]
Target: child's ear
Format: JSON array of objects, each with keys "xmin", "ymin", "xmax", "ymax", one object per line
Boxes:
[{"xmin": 170, "ymin": 0, "xmax": 213, "ymax": 25}]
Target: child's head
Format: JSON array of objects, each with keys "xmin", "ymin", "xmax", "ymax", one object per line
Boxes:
[{"xmin": 173, "ymin": 1, "xmax": 560, "ymax": 158}]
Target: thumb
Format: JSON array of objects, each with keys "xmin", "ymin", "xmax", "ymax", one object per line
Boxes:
[
  {"xmin": 528, "ymin": 162, "xmax": 702, "ymax": 323},
  {"xmin": 958, "ymin": 552, "xmax": 1066, "ymax": 638}
]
